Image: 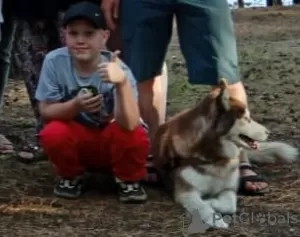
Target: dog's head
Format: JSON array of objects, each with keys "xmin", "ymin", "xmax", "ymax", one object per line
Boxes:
[{"xmin": 211, "ymin": 79, "xmax": 270, "ymax": 150}]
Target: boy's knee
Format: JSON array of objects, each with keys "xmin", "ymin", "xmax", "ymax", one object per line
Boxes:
[
  {"xmin": 39, "ymin": 121, "xmax": 73, "ymax": 148},
  {"xmin": 111, "ymin": 123, "xmax": 150, "ymax": 149}
]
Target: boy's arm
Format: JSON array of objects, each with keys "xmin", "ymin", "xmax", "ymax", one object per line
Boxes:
[
  {"xmin": 113, "ymin": 65, "xmax": 140, "ymax": 131},
  {"xmin": 35, "ymin": 56, "xmax": 80, "ymax": 121},
  {"xmin": 38, "ymin": 99, "xmax": 79, "ymax": 122}
]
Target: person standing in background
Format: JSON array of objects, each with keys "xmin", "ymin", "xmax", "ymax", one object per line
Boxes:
[
  {"xmin": 0, "ymin": 0, "xmax": 17, "ymax": 154},
  {"xmin": 101, "ymin": 0, "xmax": 270, "ymax": 195}
]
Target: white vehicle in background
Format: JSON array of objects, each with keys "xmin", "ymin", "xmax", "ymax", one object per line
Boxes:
[{"xmin": 227, "ymin": 0, "xmax": 293, "ymax": 9}]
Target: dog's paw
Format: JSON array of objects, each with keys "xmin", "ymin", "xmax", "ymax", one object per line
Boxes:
[
  {"xmin": 213, "ymin": 219, "xmax": 229, "ymax": 229},
  {"xmin": 205, "ymin": 215, "xmax": 229, "ymax": 229}
]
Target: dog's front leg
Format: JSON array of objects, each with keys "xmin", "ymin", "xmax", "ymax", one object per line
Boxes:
[
  {"xmin": 176, "ymin": 190, "xmax": 229, "ymax": 229},
  {"xmin": 205, "ymin": 190, "xmax": 237, "ymax": 215}
]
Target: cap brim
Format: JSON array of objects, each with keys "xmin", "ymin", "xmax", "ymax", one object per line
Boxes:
[{"xmin": 62, "ymin": 14, "xmax": 101, "ymax": 28}]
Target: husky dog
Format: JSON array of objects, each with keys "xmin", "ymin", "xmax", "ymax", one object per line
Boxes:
[{"xmin": 152, "ymin": 79, "xmax": 299, "ymax": 229}]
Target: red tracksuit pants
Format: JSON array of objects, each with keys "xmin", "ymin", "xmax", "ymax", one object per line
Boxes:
[{"xmin": 38, "ymin": 121, "xmax": 150, "ymax": 181}]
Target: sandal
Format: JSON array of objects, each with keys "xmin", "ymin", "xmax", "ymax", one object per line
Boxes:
[
  {"xmin": 17, "ymin": 144, "xmax": 46, "ymax": 164},
  {"xmin": 0, "ymin": 134, "xmax": 14, "ymax": 154},
  {"xmin": 238, "ymin": 163, "xmax": 269, "ymax": 196},
  {"xmin": 143, "ymin": 155, "xmax": 160, "ymax": 183}
]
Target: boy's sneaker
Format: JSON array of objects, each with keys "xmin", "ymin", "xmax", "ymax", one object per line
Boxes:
[
  {"xmin": 115, "ymin": 178, "xmax": 148, "ymax": 203},
  {"xmin": 54, "ymin": 176, "xmax": 84, "ymax": 199}
]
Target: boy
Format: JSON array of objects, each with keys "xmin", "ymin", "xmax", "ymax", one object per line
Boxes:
[{"xmin": 35, "ymin": 1, "xmax": 150, "ymax": 203}]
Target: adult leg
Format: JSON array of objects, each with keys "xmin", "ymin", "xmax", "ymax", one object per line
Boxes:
[
  {"xmin": 12, "ymin": 19, "xmax": 61, "ymax": 160},
  {"xmin": 0, "ymin": 14, "xmax": 16, "ymax": 108},
  {"xmin": 120, "ymin": 0, "xmax": 172, "ymax": 144},
  {"xmin": 175, "ymin": 0, "xmax": 268, "ymax": 194},
  {"xmin": 0, "ymin": 7, "xmax": 17, "ymax": 153},
  {"xmin": 238, "ymin": 150, "xmax": 269, "ymax": 195},
  {"xmin": 111, "ymin": 7, "xmax": 168, "ymax": 183},
  {"xmin": 105, "ymin": 17, "xmax": 124, "ymax": 58},
  {"xmin": 13, "ymin": 20, "xmax": 61, "ymax": 132}
]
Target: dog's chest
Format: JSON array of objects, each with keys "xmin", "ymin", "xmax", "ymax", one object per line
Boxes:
[{"xmin": 179, "ymin": 159, "xmax": 240, "ymax": 195}]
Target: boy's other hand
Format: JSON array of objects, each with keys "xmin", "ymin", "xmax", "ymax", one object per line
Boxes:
[
  {"xmin": 75, "ymin": 93, "xmax": 102, "ymax": 114},
  {"xmin": 98, "ymin": 50, "xmax": 126, "ymax": 85}
]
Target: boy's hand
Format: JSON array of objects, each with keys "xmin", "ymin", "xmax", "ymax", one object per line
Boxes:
[
  {"xmin": 74, "ymin": 93, "xmax": 102, "ymax": 114},
  {"xmin": 98, "ymin": 50, "xmax": 126, "ymax": 85}
]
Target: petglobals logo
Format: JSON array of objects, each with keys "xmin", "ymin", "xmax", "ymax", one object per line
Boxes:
[
  {"xmin": 213, "ymin": 211, "xmax": 299, "ymax": 226},
  {"xmin": 181, "ymin": 210, "xmax": 299, "ymax": 235}
]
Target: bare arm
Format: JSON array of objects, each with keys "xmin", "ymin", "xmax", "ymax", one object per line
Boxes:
[
  {"xmin": 114, "ymin": 78, "xmax": 140, "ymax": 131},
  {"xmin": 38, "ymin": 98, "xmax": 80, "ymax": 122},
  {"xmin": 98, "ymin": 51, "xmax": 141, "ymax": 131},
  {"xmin": 38, "ymin": 92, "xmax": 102, "ymax": 122}
]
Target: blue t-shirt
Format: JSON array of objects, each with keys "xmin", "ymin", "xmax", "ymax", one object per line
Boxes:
[{"xmin": 35, "ymin": 47, "xmax": 138, "ymax": 128}]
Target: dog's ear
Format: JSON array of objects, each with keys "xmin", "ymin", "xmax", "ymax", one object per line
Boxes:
[
  {"xmin": 215, "ymin": 111, "xmax": 236, "ymax": 135},
  {"xmin": 216, "ymin": 78, "xmax": 230, "ymax": 112}
]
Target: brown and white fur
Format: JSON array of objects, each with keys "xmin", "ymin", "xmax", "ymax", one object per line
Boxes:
[{"xmin": 152, "ymin": 79, "xmax": 299, "ymax": 229}]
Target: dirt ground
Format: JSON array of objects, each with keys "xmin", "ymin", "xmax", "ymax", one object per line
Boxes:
[{"xmin": 0, "ymin": 5, "xmax": 300, "ymax": 237}]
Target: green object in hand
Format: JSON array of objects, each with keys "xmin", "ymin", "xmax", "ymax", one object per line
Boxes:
[{"xmin": 79, "ymin": 86, "xmax": 98, "ymax": 96}]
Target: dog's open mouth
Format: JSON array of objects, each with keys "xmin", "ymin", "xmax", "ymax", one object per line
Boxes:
[{"xmin": 239, "ymin": 135, "xmax": 258, "ymax": 149}]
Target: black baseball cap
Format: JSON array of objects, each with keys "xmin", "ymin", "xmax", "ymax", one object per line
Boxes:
[{"xmin": 62, "ymin": 1, "xmax": 107, "ymax": 29}]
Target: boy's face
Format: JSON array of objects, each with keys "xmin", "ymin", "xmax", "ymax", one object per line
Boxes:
[{"xmin": 64, "ymin": 19, "xmax": 109, "ymax": 62}]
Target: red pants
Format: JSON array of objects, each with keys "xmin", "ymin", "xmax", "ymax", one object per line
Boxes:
[{"xmin": 39, "ymin": 121, "xmax": 150, "ymax": 181}]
